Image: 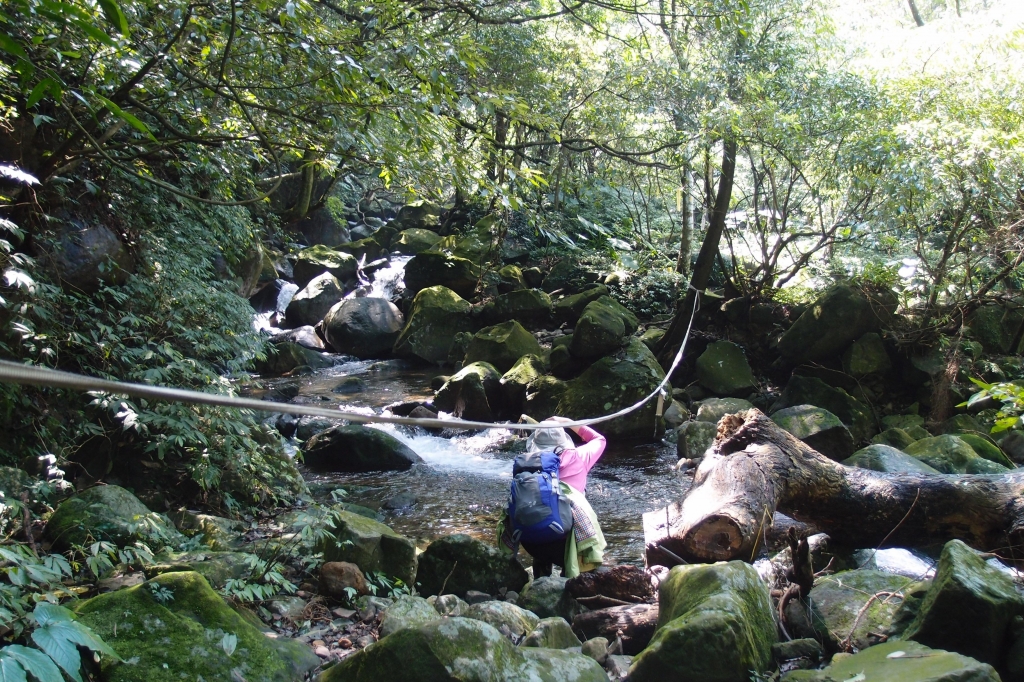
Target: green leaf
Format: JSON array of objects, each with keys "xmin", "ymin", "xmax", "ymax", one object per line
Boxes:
[
  {"xmin": 0, "ymin": 645, "xmax": 62, "ymax": 682},
  {"xmin": 94, "ymin": 95, "xmax": 156, "ymax": 142},
  {"xmin": 0, "ymin": 32, "xmax": 28, "ymax": 61},
  {"xmin": 97, "ymin": 0, "xmax": 129, "ymax": 37},
  {"xmin": 31, "ymin": 604, "xmax": 120, "ymax": 682},
  {"xmin": 26, "ymin": 78, "xmax": 59, "ymax": 109}
]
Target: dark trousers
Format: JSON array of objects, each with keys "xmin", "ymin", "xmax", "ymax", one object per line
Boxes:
[{"xmin": 522, "ymin": 538, "xmax": 567, "ymax": 578}]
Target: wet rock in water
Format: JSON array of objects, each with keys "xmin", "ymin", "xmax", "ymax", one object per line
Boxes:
[
  {"xmin": 524, "ymin": 375, "xmax": 570, "ymax": 422},
  {"xmin": 695, "ymin": 397, "xmax": 754, "ymax": 423},
  {"xmin": 304, "ymin": 425, "xmax": 422, "ymax": 472},
  {"xmin": 434, "ymin": 361, "xmax": 506, "ymax": 422},
  {"xmin": 695, "ymin": 340, "xmax": 756, "ymax": 397},
  {"xmin": 145, "ymin": 550, "xmax": 253, "ymax": 588},
  {"xmin": 485, "ymin": 289, "xmax": 553, "ymax": 329},
  {"xmin": 566, "ymin": 564, "xmax": 655, "ymax": 604},
  {"xmin": 521, "ymin": 617, "xmax": 582, "ymax": 649},
  {"xmin": 500, "ymin": 354, "xmax": 546, "ymax": 410},
  {"xmin": 782, "ymin": 640, "xmax": 999, "ymax": 682},
  {"xmin": 675, "ymin": 421, "xmax": 718, "ymax": 459},
  {"xmin": 772, "ymin": 638, "xmax": 823, "ymax": 669},
  {"xmin": 390, "ymin": 228, "xmax": 442, "ymax": 256},
  {"xmin": 517, "ymin": 576, "xmax": 583, "ymax": 621},
  {"xmin": 557, "ymin": 339, "xmax": 666, "ymax": 441},
  {"xmin": 74, "ymin": 571, "xmax": 319, "ymax": 682},
  {"xmin": 904, "ymin": 435, "xmax": 983, "ymax": 473},
  {"xmin": 843, "ymin": 331, "xmax": 892, "ymax": 376},
  {"xmin": 323, "ymin": 298, "xmax": 404, "ymax": 358},
  {"xmin": 403, "ymin": 251, "xmax": 482, "ymax": 299},
  {"xmin": 250, "ymin": 279, "xmax": 299, "ymax": 314},
  {"xmin": 272, "ymin": 324, "xmax": 325, "ymax": 350},
  {"xmin": 417, "ymin": 534, "xmax": 529, "ymax": 598},
  {"xmin": 572, "ymin": 603, "xmax": 659, "ymax": 656},
  {"xmin": 256, "ymin": 339, "xmax": 335, "ymax": 376},
  {"xmin": 570, "ymin": 296, "xmax": 639, "ymax": 360},
  {"xmin": 663, "ymin": 400, "xmax": 689, "ymax": 429},
  {"xmin": 318, "ymin": 510, "xmax": 418, "ymax": 586},
  {"xmin": 45, "ymin": 484, "xmax": 184, "ymax": 552},
  {"xmin": 581, "ymin": 636, "xmax": 609, "ymax": 665},
  {"xmin": 295, "ymin": 415, "xmax": 345, "ymax": 441},
  {"xmin": 842, "ymin": 444, "xmax": 941, "ymax": 474},
  {"xmin": 382, "ymin": 492, "xmax": 417, "ymax": 510},
  {"xmin": 772, "ymin": 375, "xmax": 876, "ymax": 442},
  {"xmin": 628, "ymin": 561, "xmax": 775, "ymax": 682},
  {"xmin": 776, "ymin": 283, "xmax": 897, "ymax": 364},
  {"xmin": 285, "ymin": 272, "xmax": 345, "ymax": 327},
  {"xmin": 319, "ymin": 617, "xmax": 607, "ymax": 682},
  {"xmin": 464, "ymin": 600, "xmax": 540, "ymax": 637},
  {"xmin": 432, "ymin": 593, "xmax": 470, "ymax": 617},
  {"xmin": 463, "ymin": 320, "xmax": 544, "ymax": 374},
  {"xmin": 872, "ymin": 427, "xmax": 919, "ymax": 449},
  {"xmin": 553, "ymin": 285, "xmax": 611, "ymax": 326},
  {"xmin": 380, "ymin": 595, "xmax": 441, "ymax": 637},
  {"xmin": 167, "ymin": 510, "xmax": 246, "ymax": 551},
  {"xmin": 333, "ymin": 376, "xmax": 367, "ymax": 394},
  {"xmin": 771, "ymin": 405, "xmax": 855, "ymax": 460},
  {"xmin": 392, "ymin": 285, "xmax": 476, "ymax": 363},
  {"xmin": 293, "ymin": 245, "xmax": 358, "ymax": 288},
  {"xmin": 320, "ymin": 561, "xmax": 369, "ymax": 599},
  {"xmin": 904, "ymin": 539, "xmax": 1024, "ymax": 668}
]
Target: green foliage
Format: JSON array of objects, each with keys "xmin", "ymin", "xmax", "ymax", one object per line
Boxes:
[
  {"xmin": 364, "ymin": 571, "xmax": 412, "ymax": 600},
  {"xmin": 147, "ymin": 583, "xmax": 175, "ymax": 605},
  {"xmin": 0, "ymin": 602, "xmax": 117, "ymax": 682},
  {"xmin": 964, "ymin": 379, "xmax": 1024, "ymax": 433}
]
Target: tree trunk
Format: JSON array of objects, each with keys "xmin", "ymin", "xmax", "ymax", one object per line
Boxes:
[
  {"xmin": 572, "ymin": 604, "xmax": 659, "ymax": 655},
  {"xmin": 908, "ymin": 0, "xmax": 926, "ymax": 26},
  {"xmin": 676, "ymin": 167, "xmax": 692, "ymax": 275},
  {"xmin": 644, "ymin": 410, "xmax": 1024, "ymax": 566}
]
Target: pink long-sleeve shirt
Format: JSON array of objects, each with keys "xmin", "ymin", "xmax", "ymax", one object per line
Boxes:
[{"xmin": 557, "ymin": 426, "xmax": 606, "ymax": 493}]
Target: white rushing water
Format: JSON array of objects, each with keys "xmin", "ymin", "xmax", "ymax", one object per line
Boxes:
[
  {"xmin": 369, "ymin": 422, "xmax": 514, "ymax": 479},
  {"xmin": 345, "ymin": 255, "xmax": 412, "ymax": 301}
]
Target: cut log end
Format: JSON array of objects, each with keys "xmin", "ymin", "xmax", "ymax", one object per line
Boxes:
[{"xmin": 684, "ymin": 514, "xmax": 749, "ymax": 561}]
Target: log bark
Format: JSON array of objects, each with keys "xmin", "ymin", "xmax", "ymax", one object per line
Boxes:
[
  {"xmin": 565, "ymin": 564, "xmax": 656, "ymax": 604},
  {"xmin": 645, "ymin": 409, "xmax": 1024, "ymax": 565},
  {"xmin": 572, "ymin": 603, "xmax": 659, "ymax": 655}
]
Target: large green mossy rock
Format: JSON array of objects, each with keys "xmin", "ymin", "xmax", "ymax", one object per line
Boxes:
[
  {"xmin": 523, "ymin": 375, "xmax": 569, "ymax": 422},
  {"xmin": 773, "ymin": 375, "xmax": 876, "ymax": 442},
  {"xmin": 517, "ymin": 576, "xmax": 582, "ymax": 622},
  {"xmin": 304, "ymin": 424, "xmax": 423, "ymax": 472},
  {"xmin": 629, "ymin": 561, "xmax": 775, "ymax": 682},
  {"xmin": 392, "ymin": 200, "xmax": 443, "ymax": 230},
  {"xmin": 394, "ymin": 285, "xmax": 475, "ymax": 364},
  {"xmin": 45, "ymin": 485, "xmax": 184, "ymax": 551},
  {"xmin": 695, "ymin": 341, "xmax": 756, "ymax": 397},
  {"xmin": 464, "ymin": 601, "xmax": 540, "ymax": 637},
  {"xmin": 956, "ymin": 433, "xmax": 1016, "ymax": 469},
  {"xmin": 521, "ymin": 617, "xmax": 582, "ymax": 649},
  {"xmin": 696, "ymin": 397, "xmax": 754, "ymax": 423},
  {"xmin": 676, "ymin": 420, "xmax": 718, "ymax": 459},
  {"xmin": 416, "ymin": 534, "xmax": 529, "ymax": 598},
  {"xmin": 843, "ymin": 331, "xmax": 892, "ymax": 376},
  {"xmin": 145, "ymin": 550, "xmax": 252, "ymax": 588},
  {"xmin": 843, "ymin": 444, "xmax": 941, "ymax": 474},
  {"xmin": 463, "ymin": 320, "xmax": 543, "ymax": 374},
  {"xmin": 570, "ymin": 296, "xmax": 639, "ymax": 359},
  {"xmin": 553, "ymin": 285, "xmax": 610, "ymax": 325},
  {"xmin": 380, "ymin": 595, "xmax": 441, "ymax": 637},
  {"xmin": 284, "ymin": 272, "xmax": 345, "ymax": 327},
  {"xmin": 904, "ymin": 435, "xmax": 982, "ymax": 474},
  {"xmin": 967, "ymin": 304, "xmax": 1024, "ymax": 354},
  {"xmin": 783, "ymin": 641, "xmax": 1000, "ymax": 682},
  {"xmin": 557, "ymin": 339, "xmax": 666, "ymax": 441},
  {"xmin": 74, "ymin": 572, "xmax": 319, "ymax": 682},
  {"xmin": 319, "ymin": 617, "xmax": 607, "ymax": 682},
  {"xmin": 319, "ymin": 510, "xmax": 417, "ymax": 585},
  {"xmin": 404, "ymin": 251, "xmax": 482, "ymax": 299},
  {"xmin": 292, "ymin": 244, "xmax": 358, "ymax": 287},
  {"xmin": 486, "ymin": 289, "xmax": 553, "ymax": 329},
  {"xmin": 434, "ymin": 361, "xmax": 506, "ymax": 422},
  {"xmin": 872, "ymin": 427, "xmax": 919, "ymax": 450},
  {"xmin": 337, "ymin": 236, "xmax": 383, "ymax": 262},
  {"xmin": 772, "ymin": 405, "xmax": 855, "ymax": 460},
  {"xmin": 390, "ymin": 228, "xmax": 442, "ymax": 256},
  {"xmin": 777, "ymin": 283, "xmax": 896, "ymax": 363},
  {"xmin": 500, "ymin": 354, "xmax": 546, "ymax": 410},
  {"xmin": 255, "ymin": 338, "xmax": 335, "ymax": 376},
  {"xmin": 905, "ymin": 539, "xmax": 1024, "ymax": 667}
]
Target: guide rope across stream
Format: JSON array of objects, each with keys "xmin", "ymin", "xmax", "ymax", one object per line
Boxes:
[{"xmin": 0, "ymin": 291, "xmax": 699, "ymax": 434}]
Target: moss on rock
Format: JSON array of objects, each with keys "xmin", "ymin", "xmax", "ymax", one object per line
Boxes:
[
  {"xmin": 393, "ymin": 285, "xmax": 475, "ymax": 364},
  {"xmin": 45, "ymin": 484, "xmax": 184, "ymax": 552},
  {"xmin": 319, "ymin": 509, "xmax": 417, "ymax": 585},
  {"xmin": 417, "ymin": 534, "xmax": 528, "ymax": 598},
  {"xmin": 463, "ymin": 320, "xmax": 543, "ymax": 374}
]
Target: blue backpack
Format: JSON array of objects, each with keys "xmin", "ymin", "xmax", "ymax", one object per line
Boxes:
[{"xmin": 507, "ymin": 451, "xmax": 573, "ymax": 545}]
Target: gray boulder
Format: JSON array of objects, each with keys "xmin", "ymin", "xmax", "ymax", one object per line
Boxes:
[
  {"xmin": 318, "ymin": 510, "xmax": 417, "ymax": 586},
  {"xmin": 771, "ymin": 405, "xmax": 855, "ymax": 460},
  {"xmin": 517, "ymin": 576, "xmax": 582, "ymax": 621},
  {"xmin": 292, "ymin": 244, "xmax": 357, "ymax": 287},
  {"xmin": 695, "ymin": 341, "xmax": 756, "ymax": 397},
  {"xmin": 777, "ymin": 283, "xmax": 896, "ymax": 364},
  {"xmin": 417, "ymin": 534, "xmax": 529, "ymax": 598},
  {"xmin": 303, "ymin": 425, "xmax": 423, "ymax": 472},
  {"xmin": 570, "ymin": 296, "xmax": 639, "ymax": 360},
  {"xmin": 695, "ymin": 397, "xmax": 754, "ymax": 423},
  {"xmin": 285, "ymin": 272, "xmax": 344, "ymax": 327},
  {"xmin": 784, "ymin": 641, "xmax": 999, "ymax": 682},
  {"xmin": 464, "ymin": 601, "xmax": 540, "ymax": 637},
  {"xmin": 675, "ymin": 421, "xmax": 718, "ymax": 459},
  {"xmin": 393, "ymin": 285, "xmax": 475, "ymax": 364},
  {"xmin": 521, "ymin": 617, "xmax": 582, "ymax": 649},
  {"xmin": 772, "ymin": 375, "xmax": 876, "ymax": 442},
  {"xmin": 46, "ymin": 222, "xmax": 133, "ymax": 292},
  {"xmin": 380, "ymin": 595, "xmax": 441, "ymax": 637},
  {"xmin": 434, "ymin": 361, "xmax": 506, "ymax": 422},
  {"xmin": 842, "ymin": 444, "xmax": 941, "ymax": 474},
  {"xmin": 255, "ymin": 339, "xmax": 334, "ymax": 376},
  {"xmin": 323, "ymin": 298, "xmax": 404, "ymax": 358}
]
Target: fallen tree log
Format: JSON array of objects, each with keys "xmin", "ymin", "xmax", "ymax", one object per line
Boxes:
[
  {"xmin": 572, "ymin": 603, "xmax": 659, "ymax": 655},
  {"xmin": 645, "ymin": 409, "xmax": 1024, "ymax": 565}
]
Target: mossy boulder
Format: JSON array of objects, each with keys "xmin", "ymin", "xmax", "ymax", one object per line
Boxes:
[
  {"xmin": 449, "ymin": 224, "xmax": 495, "ymax": 264},
  {"xmin": 872, "ymin": 427, "xmax": 919, "ymax": 450},
  {"xmin": 498, "ymin": 264, "xmax": 526, "ymax": 290},
  {"xmin": 319, "ymin": 509, "xmax": 418, "ymax": 585},
  {"xmin": 773, "ymin": 375, "xmax": 876, "ymax": 442},
  {"xmin": 956, "ymin": 433, "xmax": 1015, "ymax": 469},
  {"xmin": 284, "ymin": 272, "xmax": 345, "ymax": 327},
  {"xmin": 392, "ymin": 200, "xmax": 443, "ymax": 230},
  {"xmin": 292, "ymin": 244, "xmax": 357, "ymax": 287},
  {"xmin": 486, "ymin": 289, "xmax": 553, "ymax": 329},
  {"xmin": 629, "ymin": 561, "xmax": 775, "ymax": 682},
  {"xmin": 255, "ymin": 338, "xmax": 335, "ymax": 376},
  {"xmin": 145, "ymin": 550, "xmax": 252, "ymax": 588},
  {"xmin": 905, "ymin": 539, "xmax": 1024, "ymax": 667},
  {"xmin": 0, "ymin": 466, "xmax": 33, "ymax": 501},
  {"xmin": 500, "ymin": 354, "xmax": 546, "ymax": 411},
  {"xmin": 904, "ymin": 435, "xmax": 982, "ymax": 474},
  {"xmin": 168, "ymin": 511, "xmax": 246, "ymax": 551},
  {"xmin": 380, "ymin": 595, "xmax": 441, "ymax": 637},
  {"xmin": 465, "ymin": 601, "xmax": 540, "ymax": 637},
  {"xmin": 883, "ymin": 414, "xmax": 926, "ymax": 430},
  {"xmin": 390, "ymin": 228, "xmax": 442, "ymax": 256},
  {"xmin": 393, "ymin": 285, "xmax": 475, "ymax": 364},
  {"xmin": 783, "ymin": 641, "xmax": 1000, "ymax": 682},
  {"xmin": 553, "ymin": 285, "xmax": 610, "ymax": 325},
  {"xmin": 523, "ymin": 375, "xmax": 569, "ymax": 422},
  {"xmin": 843, "ymin": 331, "xmax": 892, "ymax": 376},
  {"xmin": 843, "ymin": 444, "xmax": 941, "ymax": 474},
  {"xmin": 570, "ymin": 296, "xmax": 639, "ymax": 360},
  {"xmin": 416, "ymin": 534, "xmax": 529, "ymax": 598},
  {"xmin": 639, "ymin": 328, "xmax": 665, "ymax": 351},
  {"xmin": 434, "ymin": 361, "xmax": 506, "ymax": 422},
  {"xmin": 336, "ymin": 236, "xmax": 383, "ymax": 262},
  {"xmin": 304, "ymin": 424, "xmax": 423, "ymax": 472},
  {"xmin": 777, "ymin": 283, "xmax": 897, "ymax": 363},
  {"xmin": 695, "ymin": 341, "xmax": 756, "ymax": 397},
  {"xmin": 404, "ymin": 251, "xmax": 482, "ymax": 299},
  {"xmin": 676, "ymin": 420, "xmax": 718, "ymax": 459},
  {"xmin": 319, "ymin": 617, "xmax": 607, "ymax": 682},
  {"xmin": 463, "ymin": 320, "xmax": 543, "ymax": 374},
  {"xmin": 967, "ymin": 304, "xmax": 1024, "ymax": 354},
  {"xmin": 557, "ymin": 339, "xmax": 666, "ymax": 441},
  {"xmin": 45, "ymin": 485, "xmax": 184, "ymax": 552},
  {"xmin": 695, "ymin": 397, "xmax": 754, "ymax": 423},
  {"xmin": 771, "ymin": 405, "xmax": 855, "ymax": 460},
  {"xmin": 521, "ymin": 617, "xmax": 582, "ymax": 649},
  {"xmin": 517, "ymin": 576, "xmax": 582, "ymax": 621},
  {"xmin": 74, "ymin": 572, "xmax": 319, "ymax": 682},
  {"xmin": 322, "ymin": 297, "xmax": 404, "ymax": 358}
]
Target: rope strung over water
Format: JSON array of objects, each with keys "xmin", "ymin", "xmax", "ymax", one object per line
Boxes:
[{"xmin": 0, "ymin": 292, "xmax": 699, "ymax": 432}]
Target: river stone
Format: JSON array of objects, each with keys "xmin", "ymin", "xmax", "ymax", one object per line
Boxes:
[
  {"xmin": 967, "ymin": 304, "xmax": 1024, "ymax": 354},
  {"xmin": 417, "ymin": 534, "xmax": 529, "ymax": 598},
  {"xmin": 695, "ymin": 341, "xmax": 756, "ymax": 397},
  {"xmin": 393, "ymin": 285, "xmax": 475, "ymax": 364},
  {"xmin": 380, "ymin": 595, "xmax": 441, "ymax": 637},
  {"xmin": 390, "ymin": 228, "xmax": 442, "ymax": 256},
  {"xmin": 320, "ymin": 617, "xmax": 607, "ymax": 682},
  {"xmin": 434, "ymin": 361, "xmax": 506, "ymax": 422},
  {"xmin": 336, "ymin": 236, "xmax": 383, "ymax": 263},
  {"xmin": 570, "ymin": 296, "xmax": 639, "ymax": 360},
  {"xmin": 75, "ymin": 572, "xmax": 319, "ymax": 682},
  {"xmin": 639, "ymin": 328, "xmax": 665, "ymax": 351},
  {"xmin": 392, "ymin": 200, "xmax": 443, "ymax": 229},
  {"xmin": 675, "ymin": 420, "xmax": 717, "ymax": 459},
  {"xmin": 145, "ymin": 550, "xmax": 252, "ymax": 588},
  {"xmin": 517, "ymin": 576, "xmax": 582, "ymax": 621},
  {"xmin": 500, "ymin": 354, "xmax": 546, "ymax": 410},
  {"xmin": 255, "ymin": 339, "xmax": 334, "ymax": 376},
  {"xmin": 883, "ymin": 414, "xmax": 926, "ymax": 430},
  {"xmin": 783, "ymin": 640, "xmax": 1000, "ymax": 682},
  {"xmin": 521, "ymin": 617, "xmax": 582, "ymax": 649},
  {"xmin": 463, "ymin": 320, "xmax": 543, "ymax": 374},
  {"xmin": 320, "ymin": 561, "xmax": 369, "ymax": 598},
  {"xmin": 629, "ymin": 561, "xmax": 775, "ymax": 682},
  {"xmin": 553, "ymin": 285, "xmax": 611, "ymax": 325},
  {"xmin": 318, "ymin": 509, "xmax": 417, "ymax": 585},
  {"xmin": 956, "ymin": 433, "xmax": 1015, "ymax": 469},
  {"xmin": 843, "ymin": 331, "xmax": 892, "ymax": 376},
  {"xmin": 776, "ymin": 283, "xmax": 897, "ymax": 363},
  {"xmin": 323, "ymin": 297, "xmax": 404, "ymax": 358},
  {"xmin": 557, "ymin": 339, "xmax": 666, "ymax": 440},
  {"xmin": 487, "ymin": 289, "xmax": 553, "ymax": 329},
  {"xmin": 433, "ymin": 593, "xmax": 470, "ymax": 617},
  {"xmin": 843, "ymin": 444, "xmax": 941, "ymax": 474},
  {"xmin": 285, "ymin": 272, "xmax": 345, "ymax": 327},
  {"xmin": 663, "ymin": 400, "xmax": 689, "ymax": 429},
  {"xmin": 168, "ymin": 511, "xmax": 245, "ymax": 551},
  {"xmin": 304, "ymin": 424, "xmax": 423, "ymax": 472},
  {"xmin": 45, "ymin": 485, "xmax": 184, "ymax": 552},
  {"xmin": 696, "ymin": 397, "xmax": 754, "ymax": 423},
  {"xmin": 905, "ymin": 540, "xmax": 1024, "ymax": 667},
  {"xmin": 772, "ymin": 405, "xmax": 855, "ymax": 460},
  {"xmin": 498, "ymin": 264, "xmax": 526, "ymax": 291},
  {"xmin": 872, "ymin": 427, "xmax": 919, "ymax": 449},
  {"xmin": 272, "ymin": 324, "xmax": 324, "ymax": 351},
  {"xmin": 465, "ymin": 601, "xmax": 540, "ymax": 637},
  {"xmin": 904, "ymin": 435, "xmax": 981, "ymax": 474},
  {"xmin": 524, "ymin": 375, "xmax": 570, "ymax": 422},
  {"xmin": 293, "ymin": 245, "xmax": 357, "ymax": 287},
  {"xmin": 404, "ymin": 251, "xmax": 482, "ymax": 299},
  {"xmin": 772, "ymin": 375, "xmax": 876, "ymax": 442}
]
